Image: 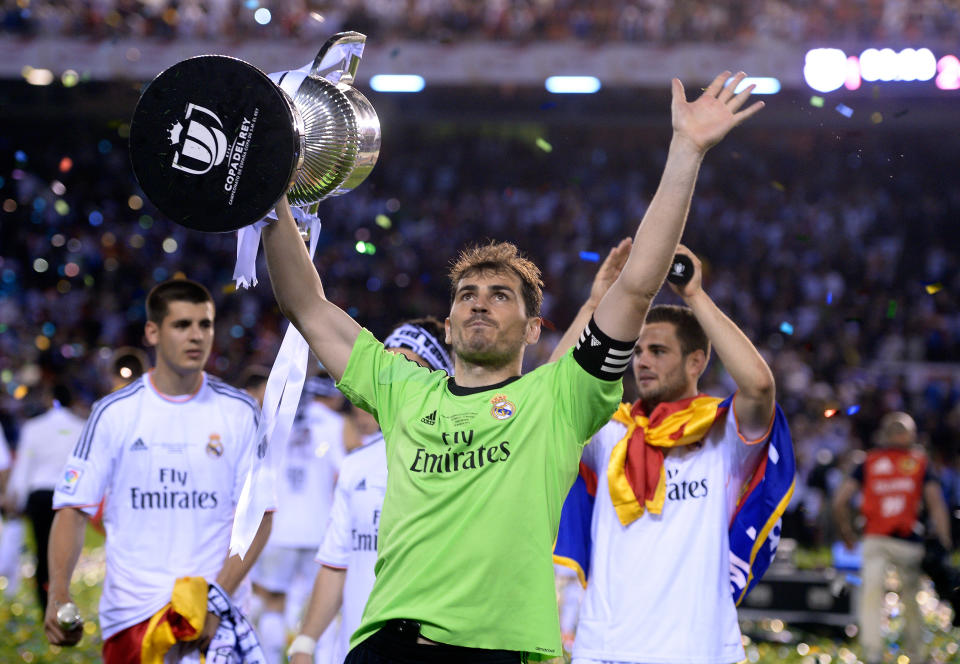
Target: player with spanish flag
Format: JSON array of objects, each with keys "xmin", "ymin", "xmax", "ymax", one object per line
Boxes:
[{"xmin": 552, "ymin": 244, "xmax": 795, "ymax": 664}]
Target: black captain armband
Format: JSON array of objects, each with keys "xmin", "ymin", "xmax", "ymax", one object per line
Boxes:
[{"xmin": 572, "ymin": 317, "xmax": 636, "ymax": 380}]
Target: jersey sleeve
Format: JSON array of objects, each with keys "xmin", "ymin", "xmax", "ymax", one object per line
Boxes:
[
  {"xmin": 549, "ymin": 349, "xmax": 623, "ymax": 447},
  {"xmin": 53, "ymin": 400, "xmax": 120, "ymax": 512},
  {"xmin": 336, "ymin": 328, "xmax": 437, "ymax": 440},
  {"xmin": 316, "ymin": 470, "xmax": 352, "ymax": 569},
  {"xmin": 723, "ymin": 405, "xmax": 767, "ymax": 481},
  {"xmin": 580, "ymin": 421, "xmax": 618, "ymax": 474}
]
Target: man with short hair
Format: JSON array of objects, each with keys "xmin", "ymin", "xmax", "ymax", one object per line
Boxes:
[
  {"xmin": 261, "ymin": 71, "xmax": 763, "ymax": 663},
  {"xmin": 551, "ymin": 244, "xmax": 794, "ymax": 664},
  {"xmin": 833, "ymin": 411, "xmax": 953, "ymax": 664},
  {"xmin": 45, "ymin": 278, "xmax": 273, "ymax": 663}
]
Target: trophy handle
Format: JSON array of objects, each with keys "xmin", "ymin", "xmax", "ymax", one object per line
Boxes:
[{"xmin": 310, "ymin": 31, "xmax": 366, "ymax": 86}]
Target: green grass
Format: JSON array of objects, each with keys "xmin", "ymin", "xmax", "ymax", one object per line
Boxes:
[{"xmin": 0, "ymin": 522, "xmax": 104, "ymax": 664}]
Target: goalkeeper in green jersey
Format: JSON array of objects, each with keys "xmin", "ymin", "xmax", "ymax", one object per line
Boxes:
[{"xmin": 261, "ymin": 70, "xmax": 764, "ymax": 663}]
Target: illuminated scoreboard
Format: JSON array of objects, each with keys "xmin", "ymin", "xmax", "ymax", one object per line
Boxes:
[{"xmin": 804, "ymin": 47, "xmax": 960, "ymax": 92}]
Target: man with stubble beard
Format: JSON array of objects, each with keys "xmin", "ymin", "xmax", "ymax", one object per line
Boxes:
[{"xmin": 551, "ymin": 244, "xmax": 794, "ymax": 664}]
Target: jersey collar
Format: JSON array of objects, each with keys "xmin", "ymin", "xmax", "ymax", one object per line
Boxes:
[
  {"xmin": 147, "ymin": 370, "xmax": 206, "ymax": 403},
  {"xmin": 447, "ymin": 375, "xmax": 520, "ymax": 397}
]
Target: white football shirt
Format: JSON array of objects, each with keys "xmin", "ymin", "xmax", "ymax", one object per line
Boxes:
[
  {"xmin": 53, "ymin": 373, "xmax": 262, "ymax": 639},
  {"xmin": 316, "ymin": 432, "xmax": 385, "ymax": 658},
  {"xmin": 269, "ymin": 400, "xmax": 345, "ymax": 547},
  {"xmin": 572, "ymin": 400, "xmax": 766, "ymax": 664},
  {"xmin": 6, "ymin": 406, "xmax": 86, "ymax": 509}
]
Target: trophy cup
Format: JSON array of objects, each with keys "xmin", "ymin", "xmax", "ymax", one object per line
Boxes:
[{"xmin": 128, "ymin": 32, "xmax": 381, "ymax": 232}]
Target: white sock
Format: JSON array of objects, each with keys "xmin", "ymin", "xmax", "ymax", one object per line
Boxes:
[{"xmin": 258, "ymin": 610, "xmax": 287, "ymax": 664}]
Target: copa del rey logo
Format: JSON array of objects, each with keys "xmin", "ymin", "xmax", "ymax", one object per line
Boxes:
[
  {"xmin": 169, "ymin": 103, "xmax": 228, "ymax": 175},
  {"xmin": 167, "ymin": 102, "xmax": 259, "ymax": 205}
]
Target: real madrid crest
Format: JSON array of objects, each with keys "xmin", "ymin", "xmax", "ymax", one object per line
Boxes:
[
  {"xmin": 490, "ymin": 394, "xmax": 516, "ymax": 420},
  {"xmin": 206, "ymin": 433, "xmax": 224, "ymax": 458}
]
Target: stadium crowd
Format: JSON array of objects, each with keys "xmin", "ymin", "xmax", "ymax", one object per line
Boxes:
[
  {"xmin": 1, "ymin": 115, "xmax": 959, "ymax": 551},
  {"xmin": 3, "ymin": 0, "xmax": 960, "ymax": 45}
]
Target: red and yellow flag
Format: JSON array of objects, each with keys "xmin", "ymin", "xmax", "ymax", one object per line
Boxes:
[
  {"xmin": 141, "ymin": 576, "xmax": 209, "ymax": 664},
  {"xmin": 607, "ymin": 395, "xmax": 724, "ymax": 525}
]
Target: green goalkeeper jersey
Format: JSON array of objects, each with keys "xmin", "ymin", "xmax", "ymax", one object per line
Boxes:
[{"xmin": 337, "ymin": 329, "xmax": 621, "ymax": 660}]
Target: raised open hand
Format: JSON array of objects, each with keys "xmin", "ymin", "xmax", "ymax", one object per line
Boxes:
[{"xmin": 671, "ymin": 71, "xmax": 764, "ymax": 153}]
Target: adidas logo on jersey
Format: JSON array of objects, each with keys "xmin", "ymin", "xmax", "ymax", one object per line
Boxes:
[
  {"xmin": 590, "ymin": 336, "xmax": 601, "ymax": 347},
  {"xmin": 420, "ymin": 410, "xmax": 437, "ymax": 425},
  {"xmin": 355, "ymin": 478, "xmax": 367, "ymax": 491},
  {"xmin": 130, "ymin": 438, "xmax": 148, "ymax": 452}
]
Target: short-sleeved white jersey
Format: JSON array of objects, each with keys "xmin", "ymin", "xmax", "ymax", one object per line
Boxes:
[
  {"xmin": 269, "ymin": 400, "xmax": 345, "ymax": 547},
  {"xmin": 7, "ymin": 407, "xmax": 85, "ymax": 508},
  {"xmin": 52, "ymin": 373, "xmax": 261, "ymax": 639},
  {"xmin": 316, "ymin": 432, "xmax": 385, "ymax": 657},
  {"xmin": 573, "ymin": 402, "xmax": 765, "ymax": 664}
]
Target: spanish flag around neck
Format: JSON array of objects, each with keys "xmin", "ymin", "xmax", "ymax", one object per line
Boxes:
[
  {"xmin": 608, "ymin": 394, "xmax": 724, "ymax": 526},
  {"xmin": 554, "ymin": 395, "xmax": 796, "ymax": 605}
]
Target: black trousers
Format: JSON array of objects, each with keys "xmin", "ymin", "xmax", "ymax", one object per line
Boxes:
[
  {"xmin": 344, "ymin": 620, "xmax": 525, "ymax": 664},
  {"xmin": 24, "ymin": 489, "xmax": 55, "ymax": 614}
]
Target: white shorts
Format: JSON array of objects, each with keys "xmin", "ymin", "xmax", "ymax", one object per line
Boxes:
[{"xmin": 250, "ymin": 543, "xmax": 321, "ymax": 594}]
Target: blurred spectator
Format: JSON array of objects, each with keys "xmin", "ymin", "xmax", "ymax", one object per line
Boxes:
[
  {"xmin": 2, "ymin": 384, "xmax": 85, "ymax": 614},
  {"xmin": 4, "ymin": 0, "xmax": 960, "ymax": 44},
  {"xmin": 832, "ymin": 412, "xmax": 953, "ymax": 664}
]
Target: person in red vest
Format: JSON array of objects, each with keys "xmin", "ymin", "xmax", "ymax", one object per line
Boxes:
[{"xmin": 833, "ymin": 411, "xmax": 953, "ymax": 664}]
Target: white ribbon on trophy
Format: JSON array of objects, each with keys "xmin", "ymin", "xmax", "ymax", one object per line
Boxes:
[
  {"xmin": 230, "ymin": 38, "xmax": 365, "ymax": 558},
  {"xmin": 230, "ymin": 212, "xmax": 319, "ymax": 558}
]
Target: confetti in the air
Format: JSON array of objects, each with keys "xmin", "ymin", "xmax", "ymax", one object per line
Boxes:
[
  {"xmin": 824, "ymin": 409, "xmax": 837, "ymax": 418},
  {"xmin": 886, "ymin": 300, "xmax": 897, "ymax": 318},
  {"xmin": 810, "ymin": 96, "xmax": 825, "ymax": 108},
  {"xmin": 579, "ymin": 251, "xmax": 600, "ymax": 262},
  {"xmin": 845, "ymin": 405, "xmax": 860, "ymax": 416},
  {"xmin": 925, "ymin": 282, "xmax": 943, "ymax": 295},
  {"xmin": 771, "ymin": 181, "xmax": 786, "ymax": 192},
  {"xmin": 779, "ymin": 322, "xmax": 794, "ymax": 335},
  {"xmin": 835, "ymin": 104, "xmax": 854, "ymax": 118},
  {"xmin": 535, "ymin": 137, "xmax": 553, "ymax": 153},
  {"xmin": 826, "ymin": 291, "xmax": 833, "ymax": 305}
]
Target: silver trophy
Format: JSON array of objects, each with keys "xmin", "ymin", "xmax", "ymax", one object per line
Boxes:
[
  {"xmin": 272, "ymin": 31, "xmax": 381, "ymax": 206},
  {"xmin": 129, "ymin": 32, "xmax": 381, "ymax": 232}
]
